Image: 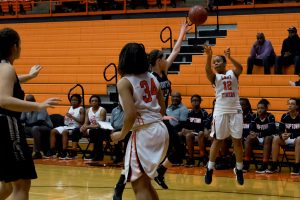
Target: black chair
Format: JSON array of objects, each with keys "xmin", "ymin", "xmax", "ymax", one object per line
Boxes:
[
  {"xmin": 50, "ymin": 114, "xmax": 65, "ymax": 128},
  {"xmin": 279, "ymin": 144, "xmax": 294, "ymax": 172}
]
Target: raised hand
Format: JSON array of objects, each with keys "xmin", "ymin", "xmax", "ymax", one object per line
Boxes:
[
  {"xmin": 224, "ymin": 47, "xmax": 231, "ymax": 59},
  {"xmin": 180, "ymin": 21, "xmax": 190, "ymax": 35},
  {"xmin": 29, "ymin": 65, "xmax": 42, "ymax": 78},
  {"xmin": 204, "ymin": 44, "xmax": 212, "ymax": 56}
]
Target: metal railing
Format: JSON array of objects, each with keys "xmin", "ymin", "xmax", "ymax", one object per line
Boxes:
[{"xmin": 160, "ymin": 26, "xmax": 173, "ymax": 52}]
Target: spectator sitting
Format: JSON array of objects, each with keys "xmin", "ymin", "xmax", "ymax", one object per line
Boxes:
[
  {"xmin": 178, "ymin": 94, "xmax": 208, "ymax": 167},
  {"xmin": 45, "ymin": 94, "xmax": 85, "ymax": 159},
  {"xmin": 247, "ymin": 32, "xmax": 276, "ymax": 74},
  {"xmin": 80, "ymin": 95, "xmax": 108, "ymax": 161},
  {"xmin": 166, "ymin": 92, "xmax": 189, "ymax": 133},
  {"xmin": 166, "ymin": 92, "xmax": 189, "ymax": 164},
  {"xmin": 267, "ymin": 98, "xmax": 300, "ymax": 175},
  {"xmin": 21, "ymin": 94, "xmax": 53, "ymax": 159},
  {"xmin": 243, "ymin": 99, "xmax": 275, "ymax": 173},
  {"xmin": 240, "ymin": 97, "xmax": 253, "ymax": 140},
  {"xmin": 275, "ymin": 26, "xmax": 300, "ymax": 74}
]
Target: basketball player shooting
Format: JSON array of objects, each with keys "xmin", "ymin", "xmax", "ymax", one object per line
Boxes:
[{"xmin": 203, "ymin": 45, "xmax": 244, "ymax": 185}]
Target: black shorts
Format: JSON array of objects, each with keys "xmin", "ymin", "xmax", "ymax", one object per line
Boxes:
[{"xmin": 0, "ymin": 115, "xmax": 37, "ymax": 182}]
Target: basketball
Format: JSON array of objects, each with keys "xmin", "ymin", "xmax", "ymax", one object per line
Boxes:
[{"xmin": 188, "ymin": 5, "xmax": 208, "ymax": 25}]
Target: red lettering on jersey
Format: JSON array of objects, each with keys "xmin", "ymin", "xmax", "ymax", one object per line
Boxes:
[
  {"xmin": 223, "ymin": 80, "xmax": 232, "ymax": 90},
  {"xmin": 140, "ymin": 78, "xmax": 158, "ymax": 103}
]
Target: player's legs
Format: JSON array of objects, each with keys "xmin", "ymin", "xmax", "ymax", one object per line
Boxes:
[
  {"xmin": 45, "ymin": 128, "xmax": 62, "ymax": 158},
  {"xmin": 243, "ymin": 135, "xmax": 259, "ymax": 171},
  {"xmin": 113, "ymin": 170, "xmax": 126, "ymax": 200},
  {"xmin": 267, "ymin": 135, "xmax": 286, "ymax": 173},
  {"xmin": 229, "ymin": 113, "xmax": 244, "ymax": 164},
  {"xmin": 229, "ymin": 113, "xmax": 244, "ymax": 185},
  {"xmin": 131, "ymin": 174, "xmax": 158, "ymax": 200},
  {"xmin": 155, "ymin": 120, "xmax": 182, "ymax": 189},
  {"xmin": 262, "ymin": 136, "xmax": 273, "ymax": 164},
  {"xmin": 113, "ymin": 133, "xmax": 132, "ymax": 200},
  {"xmin": 0, "ymin": 182, "xmax": 12, "ymax": 200},
  {"xmin": 50, "ymin": 128, "xmax": 60, "ymax": 150},
  {"xmin": 181, "ymin": 130, "xmax": 195, "ymax": 166},
  {"xmin": 205, "ymin": 114, "xmax": 229, "ymax": 184},
  {"xmin": 197, "ymin": 132, "xmax": 207, "ymax": 158},
  {"xmin": 10, "ymin": 179, "xmax": 31, "ymax": 200},
  {"xmin": 292, "ymin": 137, "xmax": 300, "ymax": 175}
]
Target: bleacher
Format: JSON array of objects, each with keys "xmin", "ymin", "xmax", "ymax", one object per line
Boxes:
[
  {"xmin": 0, "ymin": 13, "xmax": 297, "ymax": 121},
  {"xmin": 0, "ymin": 0, "xmax": 33, "ymax": 15}
]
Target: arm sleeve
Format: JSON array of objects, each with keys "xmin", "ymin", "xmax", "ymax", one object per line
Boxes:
[
  {"xmin": 250, "ymin": 43, "xmax": 256, "ymax": 57},
  {"xmin": 179, "ymin": 107, "xmax": 189, "ymax": 122},
  {"xmin": 281, "ymin": 39, "xmax": 288, "ymax": 56}
]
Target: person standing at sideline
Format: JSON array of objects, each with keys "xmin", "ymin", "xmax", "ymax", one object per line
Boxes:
[
  {"xmin": 111, "ymin": 43, "xmax": 169, "ymax": 200},
  {"xmin": 203, "ymin": 44, "xmax": 244, "ymax": 185},
  {"xmin": 0, "ymin": 27, "xmax": 60, "ymax": 200}
]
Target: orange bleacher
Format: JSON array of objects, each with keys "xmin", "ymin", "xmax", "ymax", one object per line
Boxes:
[
  {"xmin": 0, "ymin": 13, "xmax": 299, "ymax": 120},
  {"xmin": 0, "ymin": 0, "xmax": 32, "ymax": 14}
]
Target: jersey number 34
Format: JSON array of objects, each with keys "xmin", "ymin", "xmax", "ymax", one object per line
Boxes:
[{"xmin": 140, "ymin": 78, "xmax": 158, "ymax": 103}]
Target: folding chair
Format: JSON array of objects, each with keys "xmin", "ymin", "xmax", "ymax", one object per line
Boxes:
[{"xmin": 279, "ymin": 144, "xmax": 294, "ymax": 172}]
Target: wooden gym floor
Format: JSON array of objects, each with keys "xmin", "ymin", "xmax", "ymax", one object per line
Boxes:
[{"xmin": 17, "ymin": 159, "xmax": 300, "ymax": 200}]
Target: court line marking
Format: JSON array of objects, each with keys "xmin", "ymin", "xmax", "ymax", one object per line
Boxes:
[{"xmin": 31, "ymin": 185, "xmax": 300, "ymax": 199}]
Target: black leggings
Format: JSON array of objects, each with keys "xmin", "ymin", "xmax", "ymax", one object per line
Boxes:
[{"xmin": 163, "ymin": 120, "xmax": 185, "ymax": 164}]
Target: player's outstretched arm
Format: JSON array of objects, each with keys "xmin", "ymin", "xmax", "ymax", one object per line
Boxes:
[
  {"xmin": 224, "ymin": 47, "xmax": 243, "ymax": 77},
  {"xmin": 18, "ymin": 65, "xmax": 42, "ymax": 83},
  {"xmin": 164, "ymin": 22, "xmax": 189, "ymax": 73},
  {"xmin": 157, "ymin": 88, "xmax": 166, "ymax": 115},
  {"xmin": 204, "ymin": 45, "xmax": 215, "ymax": 84}
]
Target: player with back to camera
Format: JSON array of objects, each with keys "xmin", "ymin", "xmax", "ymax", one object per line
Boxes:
[
  {"xmin": 110, "ymin": 43, "xmax": 169, "ymax": 200},
  {"xmin": 203, "ymin": 44, "xmax": 244, "ymax": 185},
  {"xmin": 112, "ymin": 22, "xmax": 189, "ymax": 200}
]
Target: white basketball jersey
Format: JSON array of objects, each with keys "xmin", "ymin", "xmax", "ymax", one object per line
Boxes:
[
  {"xmin": 120, "ymin": 72, "xmax": 162, "ymax": 129},
  {"xmin": 64, "ymin": 106, "xmax": 82, "ymax": 127},
  {"xmin": 213, "ymin": 70, "xmax": 242, "ymax": 115},
  {"xmin": 88, "ymin": 107, "xmax": 104, "ymax": 125}
]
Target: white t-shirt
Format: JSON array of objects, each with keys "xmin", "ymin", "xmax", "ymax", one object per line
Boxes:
[
  {"xmin": 88, "ymin": 106, "xmax": 104, "ymax": 125},
  {"xmin": 64, "ymin": 106, "xmax": 82, "ymax": 128}
]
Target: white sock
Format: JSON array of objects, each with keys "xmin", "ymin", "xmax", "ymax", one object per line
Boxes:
[
  {"xmin": 236, "ymin": 162, "xmax": 243, "ymax": 170},
  {"xmin": 121, "ymin": 169, "xmax": 125, "ymax": 175},
  {"xmin": 207, "ymin": 161, "xmax": 215, "ymax": 170}
]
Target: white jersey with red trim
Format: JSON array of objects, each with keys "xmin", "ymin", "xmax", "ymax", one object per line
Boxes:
[
  {"xmin": 88, "ymin": 106, "xmax": 104, "ymax": 125},
  {"xmin": 64, "ymin": 106, "xmax": 82, "ymax": 128},
  {"xmin": 120, "ymin": 72, "xmax": 162, "ymax": 128},
  {"xmin": 213, "ymin": 70, "xmax": 242, "ymax": 116}
]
